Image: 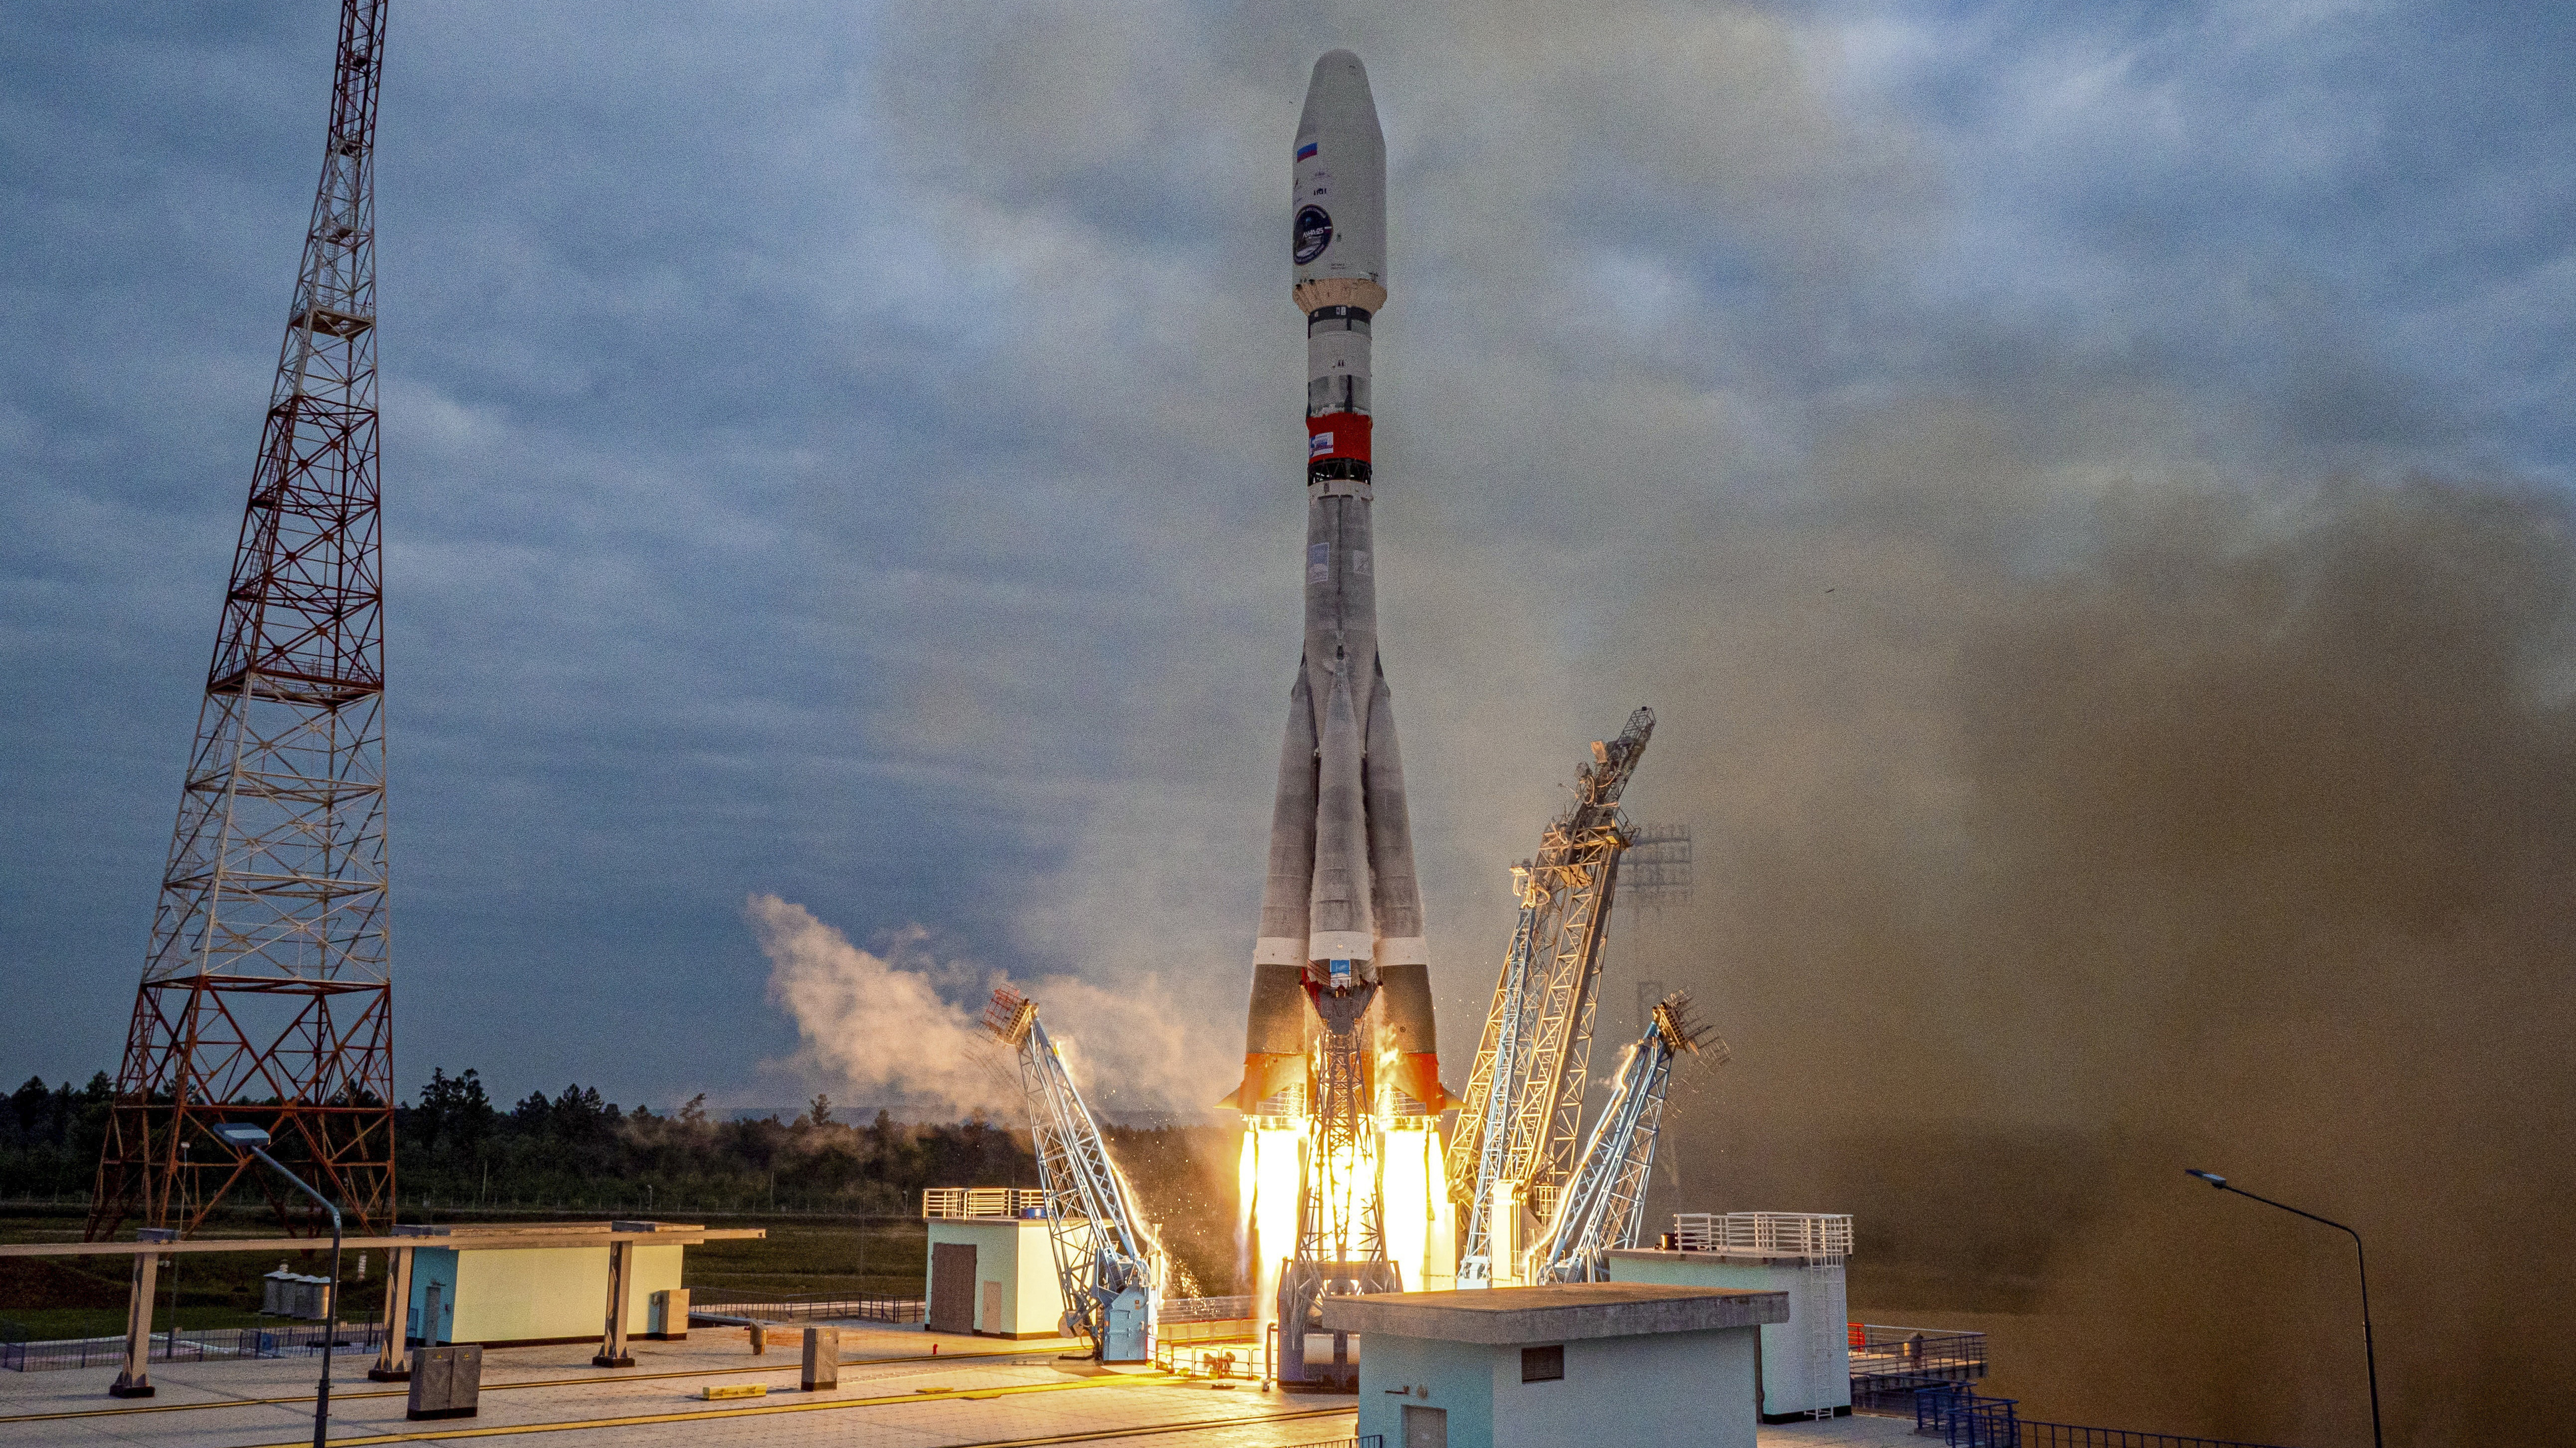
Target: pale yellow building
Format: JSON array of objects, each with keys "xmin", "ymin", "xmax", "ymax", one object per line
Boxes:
[{"xmin": 405, "ymin": 1222, "xmax": 688, "ymax": 1348}]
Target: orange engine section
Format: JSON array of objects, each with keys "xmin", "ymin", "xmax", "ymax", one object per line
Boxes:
[
  {"xmin": 1390, "ymin": 1051, "xmax": 1452, "ymax": 1115},
  {"xmin": 1224, "ymin": 1051, "xmax": 1310, "ymax": 1112}
]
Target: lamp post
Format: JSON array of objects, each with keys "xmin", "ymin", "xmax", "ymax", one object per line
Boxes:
[
  {"xmin": 212, "ymin": 1124, "xmax": 341, "ymax": 1448},
  {"xmin": 168, "ymin": 1140, "xmax": 188, "ymax": 1360},
  {"xmin": 2185, "ymin": 1169, "xmax": 2382, "ymax": 1448}
]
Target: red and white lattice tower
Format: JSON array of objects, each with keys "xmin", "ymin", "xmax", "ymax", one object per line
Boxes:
[{"xmin": 89, "ymin": 0, "xmax": 396, "ymax": 1240}]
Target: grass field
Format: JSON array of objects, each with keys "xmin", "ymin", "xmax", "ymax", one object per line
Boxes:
[{"xmin": 681, "ymin": 1216, "xmax": 928, "ymax": 1299}]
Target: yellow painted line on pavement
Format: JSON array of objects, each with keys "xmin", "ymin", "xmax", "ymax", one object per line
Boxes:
[
  {"xmin": 219, "ymin": 1372, "xmax": 1332, "ymax": 1447},
  {"xmin": 0, "ymin": 1344, "xmax": 1056, "ymax": 1425}
]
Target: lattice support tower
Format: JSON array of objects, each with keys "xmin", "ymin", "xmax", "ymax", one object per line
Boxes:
[
  {"xmin": 1451, "ymin": 707, "xmax": 1655, "ymax": 1285},
  {"xmin": 1525, "ymin": 991, "xmax": 1723, "ymax": 1284},
  {"xmin": 983, "ymin": 989, "xmax": 1163, "ymax": 1362},
  {"xmin": 1276, "ymin": 984, "xmax": 1401, "ymax": 1388},
  {"xmin": 89, "ymin": 0, "xmax": 396, "ymax": 1241}
]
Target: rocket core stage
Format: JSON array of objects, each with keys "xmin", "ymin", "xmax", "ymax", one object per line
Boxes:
[{"xmin": 1228, "ymin": 50, "xmax": 1449, "ymax": 1122}]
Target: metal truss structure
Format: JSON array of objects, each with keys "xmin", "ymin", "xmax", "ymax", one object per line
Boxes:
[
  {"xmin": 1278, "ymin": 983, "xmax": 1401, "ymax": 1388},
  {"xmin": 1618, "ymin": 823, "xmax": 1693, "ymax": 908},
  {"xmin": 89, "ymin": 0, "xmax": 396, "ymax": 1242},
  {"xmin": 1451, "ymin": 707, "xmax": 1655, "ymax": 1285},
  {"xmin": 1526, "ymin": 991, "xmax": 1722, "ymax": 1284},
  {"xmin": 983, "ymin": 989, "xmax": 1162, "ymax": 1362}
]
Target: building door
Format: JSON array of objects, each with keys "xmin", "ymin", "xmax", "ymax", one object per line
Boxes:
[
  {"xmin": 928, "ymin": 1244, "xmax": 977, "ymax": 1334},
  {"xmin": 1402, "ymin": 1404, "xmax": 1447, "ymax": 1448},
  {"xmin": 982, "ymin": 1280, "xmax": 1004, "ymax": 1334}
]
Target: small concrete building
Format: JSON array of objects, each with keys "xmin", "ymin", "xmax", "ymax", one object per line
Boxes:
[
  {"xmin": 1322, "ymin": 1282, "xmax": 1786, "ymax": 1448},
  {"xmin": 1610, "ymin": 1212, "xmax": 1853, "ymax": 1421},
  {"xmin": 921, "ymin": 1189, "xmax": 1061, "ymax": 1338},
  {"xmin": 404, "ymin": 1222, "xmax": 687, "ymax": 1348}
]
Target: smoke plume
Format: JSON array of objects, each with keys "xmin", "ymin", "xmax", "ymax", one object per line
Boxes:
[
  {"xmin": 751, "ymin": 893, "xmax": 1232, "ymax": 1121},
  {"xmin": 1610, "ymin": 467, "xmax": 2576, "ymax": 1448}
]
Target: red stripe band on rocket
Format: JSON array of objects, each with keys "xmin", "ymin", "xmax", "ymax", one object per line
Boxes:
[
  {"xmin": 1305, "ymin": 303, "xmax": 1374, "ymax": 491},
  {"xmin": 1307, "ymin": 413, "xmax": 1372, "ymax": 463}
]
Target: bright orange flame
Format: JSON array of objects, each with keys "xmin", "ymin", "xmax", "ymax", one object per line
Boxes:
[
  {"xmin": 1243, "ymin": 1119, "xmax": 1306, "ymax": 1337},
  {"xmin": 1380, "ymin": 1121, "xmax": 1454, "ymax": 1292}
]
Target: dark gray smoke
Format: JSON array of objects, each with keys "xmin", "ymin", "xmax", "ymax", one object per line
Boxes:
[{"xmin": 1617, "ymin": 463, "xmax": 2576, "ymax": 1445}]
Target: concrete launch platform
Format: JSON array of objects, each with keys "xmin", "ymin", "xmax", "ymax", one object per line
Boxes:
[{"xmin": 0, "ymin": 1319, "xmax": 1927, "ymax": 1448}]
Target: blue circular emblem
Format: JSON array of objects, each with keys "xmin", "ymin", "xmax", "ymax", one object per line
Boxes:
[{"xmin": 1294, "ymin": 205, "xmax": 1333, "ymax": 265}]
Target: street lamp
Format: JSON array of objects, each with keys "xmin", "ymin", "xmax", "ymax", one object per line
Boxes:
[
  {"xmin": 2184, "ymin": 1169, "xmax": 2382, "ymax": 1448},
  {"xmin": 211, "ymin": 1123, "xmax": 341, "ymax": 1448}
]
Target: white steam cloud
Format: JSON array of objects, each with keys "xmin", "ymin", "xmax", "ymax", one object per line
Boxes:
[{"xmin": 750, "ymin": 892, "xmax": 1232, "ymax": 1120}]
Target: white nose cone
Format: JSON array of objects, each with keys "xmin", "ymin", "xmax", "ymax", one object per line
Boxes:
[{"xmin": 1292, "ymin": 50, "xmax": 1386, "ymax": 293}]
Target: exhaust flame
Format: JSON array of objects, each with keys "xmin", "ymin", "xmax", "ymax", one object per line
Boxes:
[
  {"xmin": 1242, "ymin": 1120, "xmax": 1306, "ymax": 1338},
  {"xmin": 1381, "ymin": 1121, "xmax": 1454, "ymax": 1292},
  {"xmin": 1238, "ymin": 1078, "xmax": 1453, "ymax": 1351}
]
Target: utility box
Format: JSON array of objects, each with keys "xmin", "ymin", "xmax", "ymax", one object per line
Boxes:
[
  {"xmin": 922, "ymin": 1190, "xmax": 1063, "ymax": 1339},
  {"xmin": 647, "ymin": 1287, "xmax": 690, "ymax": 1340},
  {"xmin": 1324, "ymin": 1283, "xmax": 1785, "ymax": 1448},
  {"xmin": 262, "ymin": 1267, "xmax": 334, "ymax": 1320},
  {"xmin": 407, "ymin": 1344, "xmax": 482, "ymax": 1421},
  {"xmin": 801, "ymin": 1326, "xmax": 839, "ymax": 1390},
  {"xmin": 1609, "ymin": 1212, "xmax": 1853, "ymax": 1421}
]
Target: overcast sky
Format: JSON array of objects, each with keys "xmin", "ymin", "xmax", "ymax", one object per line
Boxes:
[{"xmin": 3, "ymin": 0, "xmax": 2570, "ymax": 1115}]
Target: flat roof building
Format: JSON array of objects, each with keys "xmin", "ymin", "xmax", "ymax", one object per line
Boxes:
[
  {"xmin": 1322, "ymin": 1282, "xmax": 1787, "ymax": 1448},
  {"xmin": 404, "ymin": 1221, "xmax": 688, "ymax": 1350},
  {"xmin": 1613, "ymin": 1212, "xmax": 1855, "ymax": 1421},
  {"xmin": 922, "ymin": 1188, "xmax": 1063, "ymax": 1340}
]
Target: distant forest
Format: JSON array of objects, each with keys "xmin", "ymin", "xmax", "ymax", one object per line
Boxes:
[
  {"xmin": 0, "ymin": 1071, "xmax": 1241, "ymax": 1290},
  {"xmin": 0, "ymin": 1068, "xmax": 1040, "ymax": 1215}
]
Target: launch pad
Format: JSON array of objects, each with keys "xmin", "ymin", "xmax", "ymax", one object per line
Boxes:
[{"xmin": 0, "ymin": 1319, "xmax": 1926, "ymax": 1448}]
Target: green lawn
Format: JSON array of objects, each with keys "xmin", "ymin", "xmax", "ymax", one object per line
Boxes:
[
  {"xmin": 681, "ymin": 1218, "xmax": 928, "ymax": 1299},
  {"xmin": 1, "ymin": 1304, "xmax": 282, "ymax": 1342}
]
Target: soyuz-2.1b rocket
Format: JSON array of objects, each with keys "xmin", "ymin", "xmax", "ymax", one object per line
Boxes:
[{"xmin": 1228, "ymin": 50, "xmax": 1450, "ymax": 1121}]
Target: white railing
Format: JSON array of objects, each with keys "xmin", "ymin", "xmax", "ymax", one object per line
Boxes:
[
  {"xmin": 921, "ymin": 1187, "xmax": 1050, "ymax": 1219},
  {"xmin": 1670, "ymin": 1212, "xmax": 1853, "ymax": 1261}
]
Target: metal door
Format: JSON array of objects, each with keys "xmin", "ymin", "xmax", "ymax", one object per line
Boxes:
[
  {"xmin": 1402, "ymin": 1404, "xmax": 1447, "ymax": 1448},
  {"xmin": 928, "ymin": 1244, "xmax": 977, "ymax": 1334}
]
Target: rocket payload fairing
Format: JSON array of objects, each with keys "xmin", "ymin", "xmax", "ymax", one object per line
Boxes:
[{"xmin": 1229, "ymin": 50, "xmax": 1450, "ymax": 1120}]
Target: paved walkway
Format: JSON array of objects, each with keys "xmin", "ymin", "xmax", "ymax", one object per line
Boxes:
[{"xmin": 0, "ymin": 1321, "xmax": 1924, "ymax": 1448}]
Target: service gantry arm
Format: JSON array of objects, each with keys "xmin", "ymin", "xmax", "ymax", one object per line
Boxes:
[
  {"xmin": 1525, "ymin": 991, "xmax": 1722, "ymax": 1284},
  {"xmin": 1450, "ymin": 706, "xmax": 1655, "ymax": 1285},
  {"xmin": 983, "ymin": 988, "xmax": 1162, "ymax": 1361}
]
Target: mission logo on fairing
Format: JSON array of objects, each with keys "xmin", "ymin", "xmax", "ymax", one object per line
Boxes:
[{"xmin": 1294, "ymin": 204, "xmax": 1333, "ymax": 264}]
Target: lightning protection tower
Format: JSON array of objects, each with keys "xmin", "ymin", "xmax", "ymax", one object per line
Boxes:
[{"xmin": 89, "ymin": 0, "xmax": 396, "ymax": 1241}]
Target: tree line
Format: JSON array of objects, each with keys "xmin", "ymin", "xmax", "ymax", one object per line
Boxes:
[
  {"xmin": 0, "ymin": 1069, "xmax": 1042, "ymax": 1216},
  {"xmin": 398, "ymin": 1068, "xmax": 1043, "ymax": 1214}
]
